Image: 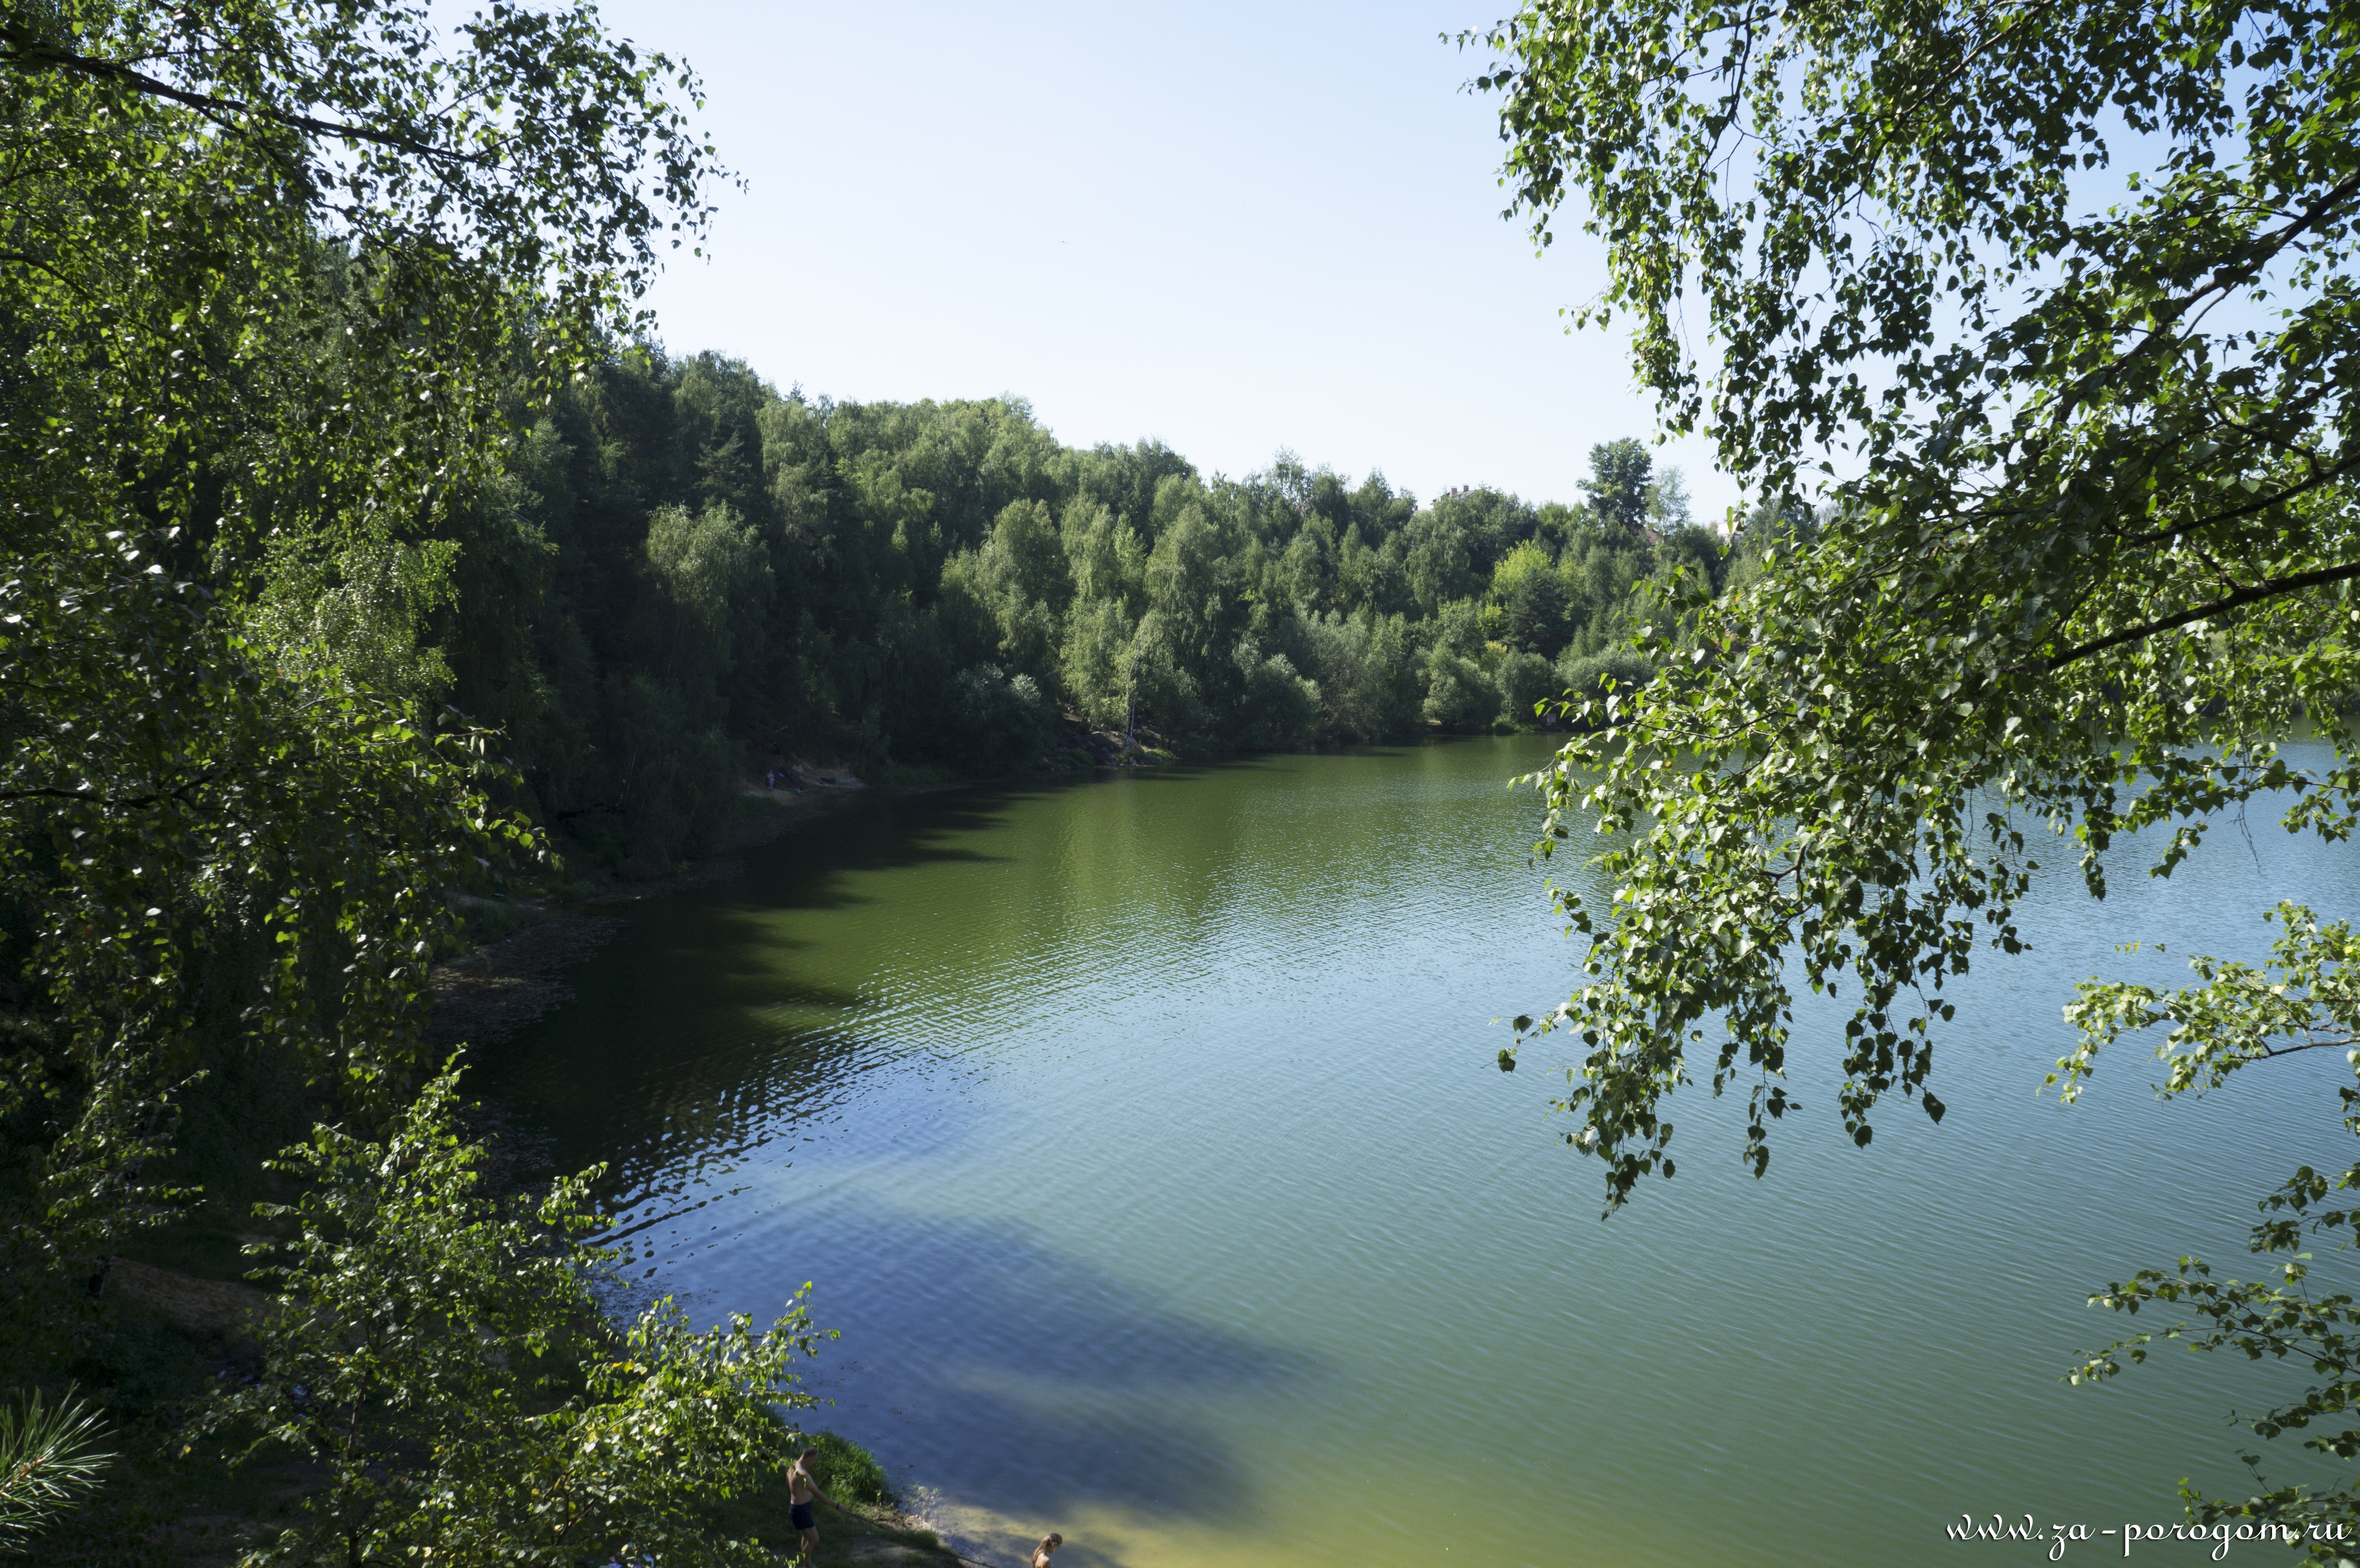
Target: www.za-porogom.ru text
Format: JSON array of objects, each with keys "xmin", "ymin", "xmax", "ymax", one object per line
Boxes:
[{"xmin": 1948, "ymin": 1513, "xmax": 2349, "ymax": 1559}]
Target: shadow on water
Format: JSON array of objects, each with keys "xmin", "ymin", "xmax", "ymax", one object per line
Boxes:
[
  {"xmin": 471, "ymin": 786, "xmax": 1052, "ymax": 1161},
  {"xmin": 467, "ymin": 752, "xmax": 1601, "ymax": 1557},
  {"xmin": 773, "ymin": 1198, "xmax": 1317, "ymax": 1528},
  {"xmin": 476, "ymin": 758, "xmax": 1427, "ymax": 1175},
  {"xmin": 474, "ymin": 772, "xmax": 1321, "ymax": 1536}
]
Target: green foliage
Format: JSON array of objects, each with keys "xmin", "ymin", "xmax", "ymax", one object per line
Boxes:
[
  {"xmin": 1580, "ymin": 440, "xmax": 1652, "ymax": 538},
  {"xmin": 0, "ymin": 0, "xmax": 1732, "ymax": 1549},
  {"xmin": 642, "ymin": 502, "xmax": 773, "ymax": 703},
  {"xmin": 793, "ymin": 1431, "xmax": 896, "ymax": 1511},
  {"xmin": 1496, "ymin": 649, "xmax": 1559, "ymax": 724},
  {"xmin": 1654, "ymin": 523, "xmax": 1728, "ymax": 598},
  {"xmin": 1234, "ymin": 647, "xmax": 1323, "ymax": 750},
  {"xmin": 1423, "ymin": 651, "xmax": 1501, "ymax": 733},
  {"xmin": 954, "ymin": 500, "xmax": 1073, "ymax": 686},
  {"xmin": 1469, "ymin": 0, "xmax": 2360, "ymax": 1540},
  {"xmin": 0, "ymin": 1389, "xmax": 112, "ymax": 1542},
  {"xmin": 1488, "ymin": 540, "xmax": 1556, "ymax": 606},
  {"xmin": 0, "ymin": 0, "xmax": 718, "ymax": 1272},
  {"xmin": 2062, "ymin": 907, "xmax": 2360, "ymax": 1547},
  {"xmin": 431, "ymin": 359, "xmax": 1723, "ymax": 849},
  {"xmin": 947, "ymin": 665, "xmax": 1055, "ymax": 773},
  {"xmin": 198, "ymin": 1064, "xmax": 828, "ymax": 1567},
  {"xmin": 0, "ymin": 1, "xmax": 776, "ymax": 1556},
  {"xmin": 1058, "ymin": 598, "xmax": 1141, "ymax": 731},
  {"xmin": 1552, "ymin": 649, "xmax": 1654, "ymax": 710},
  {"xmin": 1503, "ymin": 566, "xmax": 1573, "ymax": 656},
  {"xmin": 250, "ymin": 539, "xmax": 465, "ymax": 709},
  {"xmin": 1471, "ymin": 0, "xmax": 2360, "ymax": 1197},
  {"xmin": 1300, "ymin": 612, "xmax": 1426, "ymax": 743},
  {"xmin": 1644, "ymin": 466, "xmax": 1692, "ymax": 535},
  {"xmin": 2056, "ymin": 905, "xmax": 2360, "ymax": 1107}
]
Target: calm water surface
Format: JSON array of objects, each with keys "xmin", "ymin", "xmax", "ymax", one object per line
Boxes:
[{"xmin": 475, "ymin": 737, "xmax": 2359, "ymax": 1568}]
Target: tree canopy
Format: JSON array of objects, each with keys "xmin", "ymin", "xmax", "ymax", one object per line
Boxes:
[
  {"xmin": 0, "ymin": 3, "xmax": 844, "ymax": 1555},
  {"xmin": 1469, "ymin": 0, "xmax": 2360, "ymax": 1541},
  {"xmin": 1, "ymin": 0, "xmax": 721, "ymax": 1266}
]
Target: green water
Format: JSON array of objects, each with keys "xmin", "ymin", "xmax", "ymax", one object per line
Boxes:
[{"xmin": 476, "ymin": 736, "xmax": 2358, "ymax": 1568}]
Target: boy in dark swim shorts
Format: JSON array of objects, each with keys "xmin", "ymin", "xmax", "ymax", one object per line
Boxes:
[{"xmin": 786, "ymin": 1446, "xmax": 840, "ymax": 1564}]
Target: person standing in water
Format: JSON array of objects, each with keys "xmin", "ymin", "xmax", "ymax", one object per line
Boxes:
[
  {"xmin": 1031, "ymin": 1532, "xmax": 1063, "ymax": 1568},
  {"xmin": 786, "ymin": 1446, "xmax": 842, "ymax": 1564}
]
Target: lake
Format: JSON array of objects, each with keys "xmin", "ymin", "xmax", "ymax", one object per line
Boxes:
[{"xmin": 472, "ymin": 735, "xmax": 2358, "ymax": 1567}]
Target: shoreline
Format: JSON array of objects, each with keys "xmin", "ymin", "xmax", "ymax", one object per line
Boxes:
[
  {"xmin": 427, "ymin": 782, "xmax": 869, "ymax": 1051},
  {"xmin": 427, "ymin": 744, "xmax": 1178, "ymax": 1051}
]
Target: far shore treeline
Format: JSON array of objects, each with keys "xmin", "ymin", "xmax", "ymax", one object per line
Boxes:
[{"xmin": 406, "ymin": 347, "xmax": 1765, "ymax": 875}]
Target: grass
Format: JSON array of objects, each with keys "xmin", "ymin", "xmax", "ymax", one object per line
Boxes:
[
  {"xmin": 700, "ymin": 1430, "xmax": 954, "ymax": 1565},
  {"xmin": 797, "ymin": 1429, "xmax": 897, "ymax": 1508}
]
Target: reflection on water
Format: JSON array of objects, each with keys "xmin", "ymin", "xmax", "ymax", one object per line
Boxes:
[{"xmin": 472, "ymin": 737, "xmax": 2360, "ymax": 1568}]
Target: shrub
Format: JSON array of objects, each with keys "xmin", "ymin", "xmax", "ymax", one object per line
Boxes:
[
  {"xmin": 795, "ymin": 1430, "xmax": 895, "ymax": 1509},
  {"xmin": 195, "ymin": 1067, "xmax": 831, "ymax": 1568},
  {"xmin": 1423, "ymin": 650, "xmax": 1500, "ymax": 732},
  {"xmin": 946, "ymin": 664, "xmax": 1055, "ymax": 772},
  {"xmin": 1495, "ymin": 649, "xmax": 1558, "ymax": 726},
  {"xmin": 1234, "ymin": 648, "xmax": 1322, "ymax": 750}
]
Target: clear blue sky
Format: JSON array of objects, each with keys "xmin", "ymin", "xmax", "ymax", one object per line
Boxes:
[{"xmin": 590, "ymin": 0, "xmax": 1739, "ymax": 521}]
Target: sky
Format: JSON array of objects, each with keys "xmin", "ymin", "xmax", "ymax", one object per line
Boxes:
[{"xmin": 583, "ymin": 0, "xmax": 1743, "ymax": 522}]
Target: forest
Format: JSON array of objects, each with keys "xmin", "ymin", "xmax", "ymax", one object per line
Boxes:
[{"xmin": 407, "ymin": 349, "xmax": 1744, "ymax": 875}]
